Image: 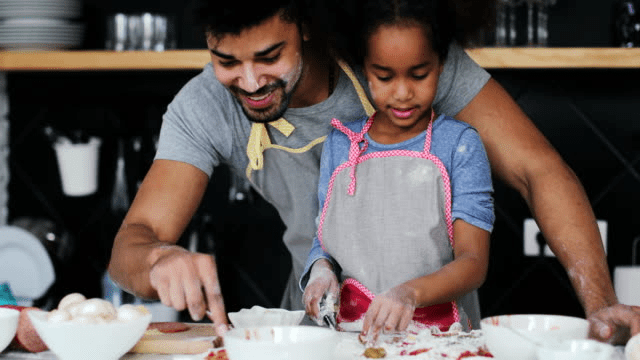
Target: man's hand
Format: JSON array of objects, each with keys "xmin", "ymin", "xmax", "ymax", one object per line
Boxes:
[
  {"xmin": 362, "ymin": 284, "xmax": 416, "ymax": 344},
  {"xmin": 149, "ymin": 246, "xmax": 227, "ymax": 326},
  {"xmin": 588, "ymin": 304, "xmax": 640, "ymax": 344},
  {"xmin": 303, "ymin": 259, "xmax": 339, "ymax": 322}
]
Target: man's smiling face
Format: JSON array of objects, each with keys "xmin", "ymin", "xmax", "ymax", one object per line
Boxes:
[{"xmin": 207, "ymin": 13, "xmax": 305, "ymax": 123}]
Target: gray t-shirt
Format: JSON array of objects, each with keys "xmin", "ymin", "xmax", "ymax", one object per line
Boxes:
[{"xmin": 155, "ymin": 42, "xmax": 491, "ymax": 309}]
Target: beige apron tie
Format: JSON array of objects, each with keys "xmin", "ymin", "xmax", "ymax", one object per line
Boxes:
[
  {"xmin": 245, "ymin": 59, "xmax": 374, "ymax": 173},
  {"xmin": 246, "ymin": 118, "xmax": 295, "ymax": 171},
  {"xmin": 336, "ymin": 59, "xmax": 375, "ymax": 116}
]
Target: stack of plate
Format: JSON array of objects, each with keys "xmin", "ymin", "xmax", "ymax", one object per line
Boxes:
[{"xmin": 0, "ymin": 0, "xmax": 83, "ymax": 50}]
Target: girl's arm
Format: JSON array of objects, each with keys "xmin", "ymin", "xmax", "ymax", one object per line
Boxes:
[
  {"xmin": 361, "ymin": 220, "xmax": 490, "ymax": 340},
  {"xmin": 405, "ymin": 220, "xmax": 490, "ymax": 306},
  {"xmin": 405, "ymin": 123, "xmax": 493, "ymax": 306}
]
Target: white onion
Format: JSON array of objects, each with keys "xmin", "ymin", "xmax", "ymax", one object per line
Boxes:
[
  {"xmin": 47, "ymin": 309, "xmax": 71, "ymax": 323},
  {"xmin": 49, "ymin": 293, "xmax": 148, "ymax": 324},
  {"xmin": 57, "ymin": 293, "xmax": 86, "ymax": 311}
]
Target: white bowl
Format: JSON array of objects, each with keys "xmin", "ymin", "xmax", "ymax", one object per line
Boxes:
[
  {"xmin": 227, "ymin": 306, "xmax": 305, "ymax": 327},
  {"xmin": 224, "ymin": 325, "xmax": 338, "ymax": 360},
  {"xmin": 537, "ymin": 339, "xmax": 616, "ymax": 360},
  {"xmin": 0, "ymin": 308, "xmax": 20, "ymax": 352},
  {"xmin": 28, "ymin": 310, "xmax": 151, "ymax": 360},
  {"xmin": 626, "ymin": 332, "xmax": 640, "ymax": 360},
  {"xmin": 480, "ymin": 314, "xmax": 589, "ymax": 360}
]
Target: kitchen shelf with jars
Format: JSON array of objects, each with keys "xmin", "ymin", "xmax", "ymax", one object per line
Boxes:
[{"xmin": 2, "ymin": 47, "xmax": 640, "ymax": 71}]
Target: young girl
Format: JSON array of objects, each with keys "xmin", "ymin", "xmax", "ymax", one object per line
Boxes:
[{"xmin": 300, "ymin": 0, "xmax": 494, "ymax": 341}]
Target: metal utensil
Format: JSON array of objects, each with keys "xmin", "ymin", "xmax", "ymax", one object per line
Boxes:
[
  {"xmin": 322, "ymin": 313, "xmax": 336, "ymax": 330},
  {"xmin": 319, "ymin": 293, "xmax": 337, "ymax": 330},
  {"xmin": 111, "ymin": 138, "xmax": 130, "ymax": 214}
]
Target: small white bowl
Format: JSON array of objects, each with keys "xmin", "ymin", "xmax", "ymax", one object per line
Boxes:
[
  {"xmin": 537, "ymin": 339, "xmax": 616, "ymax": 360},
  {"xmin": 227, "ymin": 306, "xmax": 305, "ymax": 327},
  {"xmin": 480, "ymin": 314, "xmax": 589, "ymax": 360},
  {"xmin": 626, "ymin": 332, "xmax": 640, "ymax": 360},
  {"xmin": 224, "ymin": 325, "xmax": 338, "ymax": 360},
  {"xmin": 28, "ymin": 310, "xmax": 151, "ymax": 360},
  {"xmin": 0, "ymin": 308, "xmax": 20, "ymax": 352}
]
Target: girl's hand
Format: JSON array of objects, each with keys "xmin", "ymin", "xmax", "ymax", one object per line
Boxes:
[
  {"xmin": 303, "ymin": 259, "xmax": 339, "ymax": 322},
  {"xmin": 362, "ymin": 284, "xmax": 417, "ymax": 344}
]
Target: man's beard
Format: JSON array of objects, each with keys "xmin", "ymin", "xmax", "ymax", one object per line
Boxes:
[{"xmin": 230, "ymin": 79, "xmax": 294, "ymax": 124}]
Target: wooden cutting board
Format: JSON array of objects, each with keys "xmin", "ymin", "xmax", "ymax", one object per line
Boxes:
[{"xmin": 130, "ymin": 323, "xmax": 220, "ymax": 355}]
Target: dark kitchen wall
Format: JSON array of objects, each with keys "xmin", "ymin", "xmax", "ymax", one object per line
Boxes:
[
  {"xmin": 5, "ymin": 0, "xmax": 640, "ymax": 318},
  {"xmin": 77, "ymin": 0, "xmax": 628, "ymax": 49},
  {"xmin": 480, "ymin": 68, "xmax": 640, "ymax": 318}
]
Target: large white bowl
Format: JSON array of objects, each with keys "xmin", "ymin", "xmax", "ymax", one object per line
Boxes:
[
  {"xmin": 227, "ymin": 306, "xmax": 305, "ymax": 327},
  {"xmin": 480, "ymin": 314, "xmax": 589, "ymax": 360},
  {"xmin": 28, "ymin": 310, "xmax": 151, "ymax": 360},
  {"xmin": 537, "ymin": 339, "xmax": 615, "ymax": 360},
  {"xmin": 224, "ymin": 325, "xmax": 338, "ymax": 360},
  {"xmin": 0, "ymin": 307, "xmax": 20, "ymax": 352}
]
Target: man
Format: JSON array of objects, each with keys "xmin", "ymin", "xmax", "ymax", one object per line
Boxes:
[{"xmin": 107, "ymin": 0, "xmax": 640, "ymax": 343}]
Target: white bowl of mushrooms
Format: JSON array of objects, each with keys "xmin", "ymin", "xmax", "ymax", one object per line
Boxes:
[{"xmin": 27, "ymin": 293, "xmax": 151, "ymax": 360}]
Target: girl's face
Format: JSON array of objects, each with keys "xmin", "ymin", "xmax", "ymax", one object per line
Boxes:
[{"xmin": 364, "ymin": 23, "xmax": 443, "ymax": 142}]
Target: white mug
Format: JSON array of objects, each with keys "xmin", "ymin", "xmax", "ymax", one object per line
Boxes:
[
  {"xmin": 614, "ymin": 266, "xmax": 640, "ymax": 307},
  {"xmin": 53, "ymin": 137, "xmax": 101, "ymax": 197}
]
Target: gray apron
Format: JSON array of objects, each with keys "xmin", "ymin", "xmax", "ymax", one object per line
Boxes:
[{"xmin": 319, "ymin": 112, "xmax": 476, "ymax": 330}]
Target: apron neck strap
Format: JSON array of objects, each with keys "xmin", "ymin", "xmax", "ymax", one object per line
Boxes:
[
  {"xmin": 336, "ymin": 59, "xmax": 375, "ymax": 117},
  {"xmin": 423, "ymin": 109, "xmax": 436, "ymax": 154},
  {"xmin": 331, "ymin": 117, "xmax": 371, "ymax": 196}
]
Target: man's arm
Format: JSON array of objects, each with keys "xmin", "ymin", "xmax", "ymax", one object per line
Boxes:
[
  {"xmin": 456, "ymin": 79, "xmax": 617, "ymax": 318},
  {"xmin": 107, "ymin": 159, "xmax": 227, "ymax": 325}
]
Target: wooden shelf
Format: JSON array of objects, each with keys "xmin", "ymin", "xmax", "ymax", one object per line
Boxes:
[
  {"xmin": 0, "ymin": 50, "xmax": 211, "ymax": 71},
  {"xmin": 1, "ymin": 48, "xmax": 640, "ymax": 71},
  {"xmin": 465, "ymin": 47, "xmax": 640, "ymax": 69}
]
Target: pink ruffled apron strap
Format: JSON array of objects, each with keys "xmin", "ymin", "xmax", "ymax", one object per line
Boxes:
[
  {"xmin": 330, "ymin": 116, "xmax": 374, "ymax": 195},
  {"xmin": 422, "ymin": 109, "xmax": 436, "ymax": 154}
]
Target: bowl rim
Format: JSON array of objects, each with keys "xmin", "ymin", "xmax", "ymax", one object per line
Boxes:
[
  {"xmin": 228, "ymin": 307, "xmax": 306, "ymax": 315},
  {"xmin": 227, "ymin": 307, "xmax": 306, "ymax": 327},
  {"xmin": 480, "ymin": 314, "xmax": 589, "ymax": 326},
  {"xmin": 225, "ymin": 325, "xmax": 338, "ymax": 343},
  {"xmin": 0, "ymin": 307, "xmax": 20, "ymax": 318}
]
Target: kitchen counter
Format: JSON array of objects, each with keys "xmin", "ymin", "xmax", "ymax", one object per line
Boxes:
[{"xmin": 0, "ymin": 346, "xmax": 630, "ymax": 360}]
